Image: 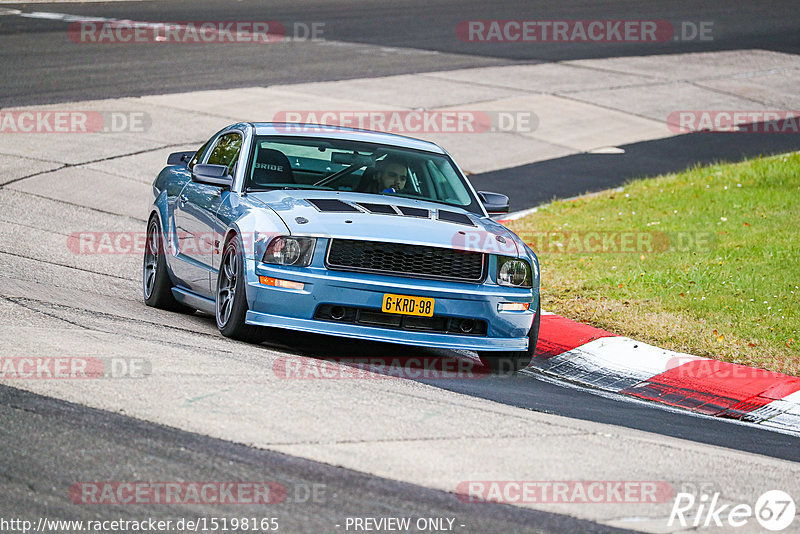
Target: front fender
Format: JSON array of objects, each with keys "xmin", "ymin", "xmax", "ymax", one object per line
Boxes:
[
  {"xmin": 215, "ymin": 196, "xmax": 291, "ymax": 303},
  {"xmin": 217, "ymin": 195, "xmax": 291, "ymax": 262}
]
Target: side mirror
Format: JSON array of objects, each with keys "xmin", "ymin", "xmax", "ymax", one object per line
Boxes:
[
  {"xmin": 192, "ymin": 164, "xmax": 233, "ymax": 188},
  {"xmin": 478, "ymin": 191, "xmax": 510, "ymax": 215},
  {"xmin": 167, "ymin": 151, "xmax": 195, "ymax": 165}
]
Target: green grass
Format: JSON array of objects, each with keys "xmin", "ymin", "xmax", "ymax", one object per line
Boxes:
[{"xmin": 508, "ymin": 152, "xmax": 800, "ymax": 375}]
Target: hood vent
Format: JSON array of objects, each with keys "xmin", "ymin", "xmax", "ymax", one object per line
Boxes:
[
  {"xmin": 307, "ymin": 199, "xmax": 361, "ymax": 213},
  {"xmin": 397, "ymin": 206, "xmax": 430, "ymax": 218},
  {"xmin": 355, "ymin": 203, "xmax": 399, "ymax": 215},
  {"xmin": 437, "ymin": 210, "xmax": 476, "ymax": 226}
]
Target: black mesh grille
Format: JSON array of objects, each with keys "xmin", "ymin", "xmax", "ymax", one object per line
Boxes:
[{"xmin": 326, "ymin": 239, "xmax": 485, "ymax": 282}]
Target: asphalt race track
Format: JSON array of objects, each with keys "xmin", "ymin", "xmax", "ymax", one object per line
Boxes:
[
  {"xmin": 0, "ymin": 386, "xmax": 624, "ymax": 534},
  {"xmin": 1, "ymin": 2, "xmax": 800, "ymax": 533},
  {"xmin": 471, "ymin": 128, "xmax": 800, "ymax": 210},
  {"xmin": 0, "ymin": 0, "xmax": 799, "ymax": 106}
]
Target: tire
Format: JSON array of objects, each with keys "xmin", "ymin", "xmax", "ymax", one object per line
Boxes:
[
  {"xmin": 215, "ymin": 234, "xmax": 266, "ymax": 343},
  {"xmin": 478, "ymin": 301, "xmax": 541, "ymax": 374},
  {"xmin": 143, "ymin": 215, "xmax": 195, "ymax": 313}
]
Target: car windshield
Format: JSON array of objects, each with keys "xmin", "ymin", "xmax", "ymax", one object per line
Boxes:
[{"xmin": 245, "ymin": 136, "xmax": 481, "ymax": 212}]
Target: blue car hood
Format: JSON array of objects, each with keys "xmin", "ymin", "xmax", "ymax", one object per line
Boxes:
[{"xmin": 248, "ymin": 190, "xmax": 520, "ymax": 256}]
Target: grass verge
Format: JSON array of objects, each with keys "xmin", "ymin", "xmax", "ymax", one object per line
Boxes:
[{"xmin": 507, "ymin": 152, "xmax": 800, "ymax": 375}]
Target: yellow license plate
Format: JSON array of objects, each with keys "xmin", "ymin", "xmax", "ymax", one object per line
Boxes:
[{"xmin": 382, "ymin": 294, "xmax": 435, "ymax": 317}]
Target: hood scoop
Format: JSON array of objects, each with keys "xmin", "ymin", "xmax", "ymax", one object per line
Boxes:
[
  {"xmin": 437, "ymin": 210, "xmax": 476, "ymax": 227},
  {"xmin": 307, "ymin": 198, "xmax": 361, "ymax": 213}
]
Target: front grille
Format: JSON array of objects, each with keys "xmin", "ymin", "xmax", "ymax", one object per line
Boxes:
[
  {"xmin": 314, "ymin": 304, "xmax": 488, "ymax": 336},
  {"xmin": 326, "ymin": 239, "xmax": 485, "ymax": 282}
]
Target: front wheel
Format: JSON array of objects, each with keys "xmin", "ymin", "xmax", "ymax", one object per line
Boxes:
[
  {"xmin": 478, "ymin": 301, "xmax": 540, "ymax": 374},
  {"xmin": 216, "ymin": 235, "xmax": 266, "ymax": 343},
  {"xmin": 142, "ymin": 216, "xmax": 194, "ymax": 313}
]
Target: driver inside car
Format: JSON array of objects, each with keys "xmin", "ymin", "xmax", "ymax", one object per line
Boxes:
[{"xmin": 359, "ymin": 157, "xmax": 409, "ymax": 194}]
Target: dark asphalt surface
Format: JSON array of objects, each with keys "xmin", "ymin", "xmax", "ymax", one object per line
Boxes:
[
  {"xmin": 1, "ymin": 2, "xmax": 799, "ymax": 532},
  {"xmin": 427, "ymin": 372, "xmax": 800, "ymax": 463},
  {"xmin": 0, "ymin": 384, "xmax": 633, "ymax": 534},
  {"xmin": 472, "ymin": 126, "xmax": 800, "ymax": 211},
  {"xmin": 266, "ymin": 329, "xmax": 800, "ymax": 463},
  {"xmin": 1, "ymin": 0, "xmax": 799, "ymax": 106},
  {"xmin": 2, "ymin": 0, "xmax": 798, "ymax": 207}
]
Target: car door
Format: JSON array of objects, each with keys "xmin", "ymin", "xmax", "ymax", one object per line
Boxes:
[{"xmin": 172, "ymin": 131, "xmax": 242, "ymax": 297}]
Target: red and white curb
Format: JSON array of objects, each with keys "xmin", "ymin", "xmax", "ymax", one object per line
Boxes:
[{"xmin": 532, "ymin": 312, "xmax": 800, "ymax": 433}]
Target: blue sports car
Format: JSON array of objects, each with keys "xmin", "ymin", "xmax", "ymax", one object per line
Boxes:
[{"xmin": 143, "ymin": 123, "xmax": 540, "ymax": 372}]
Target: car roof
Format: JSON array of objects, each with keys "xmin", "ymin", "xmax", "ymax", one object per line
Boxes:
[{"xmin": 249, "ymin": 122, "xmax": 446, "ymax": 154}]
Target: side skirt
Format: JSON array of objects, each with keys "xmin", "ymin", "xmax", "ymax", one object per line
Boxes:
[{"xmin": 172, "ymin": 287, "xmax": 216, "ymax": 315}]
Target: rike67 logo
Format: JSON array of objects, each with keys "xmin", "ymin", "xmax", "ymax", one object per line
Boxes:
[{"xmin": 669, "ymin": 490, "xmax": 796, "ymax": 531}]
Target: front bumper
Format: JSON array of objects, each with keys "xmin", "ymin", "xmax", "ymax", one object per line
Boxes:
[
  {"xmin": 244, "ymin": 255, "xmax": 537, "ymax": 352},
  {"xmin": 244, "ymin": 310, "xmax": 530, "ymax": 351}
]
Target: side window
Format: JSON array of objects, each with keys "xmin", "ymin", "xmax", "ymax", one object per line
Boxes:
[
  {"xmin": 188, "ymin": 140, "xmax": 210, "ymax": 170},
  {"xmin": 206, "ymin": 133, "xmax": 243, "ymax": 173}
]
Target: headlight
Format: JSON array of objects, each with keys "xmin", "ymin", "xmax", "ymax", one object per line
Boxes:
[
  {"xmin": 262, "ymin": 237, "xmax": 316, "ymax": 266},
  {"xmin": 497, "ymin": 257, "xmax": 532, "ymax": 288}
]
